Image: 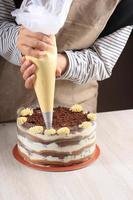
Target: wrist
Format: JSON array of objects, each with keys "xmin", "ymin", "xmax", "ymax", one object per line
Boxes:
[{"xmin": 57, "ymin": 53, "xmax": 69, "ymax": 75}]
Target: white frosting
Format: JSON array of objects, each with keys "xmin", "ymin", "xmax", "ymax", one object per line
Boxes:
[
  {"xmin": 79, "ymin": 121, "xmax": 92, "ymax": 129},
  {"xmin": 18, "ymin": 121, "xmax": 96, "ymax": 142},
  {"xmin": 87, "ymin": 113, "xmax": 97, "ymax": 121},
  {"xmin": 20, "ymin": 108, "xmax": 33, "ymax": 116},
  {"xmin": 18, "ymin": 144, "xmax": 96, "ymax": 163},
  {"xmin": 45, "ymin": 129, "xmax": 56, "ymax": 135},
  {"xmin": 28, "ymin": 126, "xmax": 43, "ymax": 134},
  {"xmin": 70, "ymin": 104, "xmax": 83, "ymax": 112},
  {"xmin": 18, "ymin": 133, "xmax": 96, "ymax": 153},
  {"xmin": 57, "ymin": 127, "xmax": 70, "ymax": 135},
  {"xmin": 17, "ymin": 117, "xmax": 27, "ymax": 125}
]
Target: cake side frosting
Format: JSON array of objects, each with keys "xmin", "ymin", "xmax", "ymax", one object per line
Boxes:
[{"xmin": 18, "ymin": 144, "xmax": 96, "ymax": 166}]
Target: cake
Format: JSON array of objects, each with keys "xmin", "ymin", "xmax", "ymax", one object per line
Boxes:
[{"xmin": 17, "ymin": 105, "xmax": 96, "ymax": 166}]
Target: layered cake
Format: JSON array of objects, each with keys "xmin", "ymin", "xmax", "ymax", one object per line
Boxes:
[{"xmin": 17, "ymin": 105, "xmax": 96, "ymax": 166}]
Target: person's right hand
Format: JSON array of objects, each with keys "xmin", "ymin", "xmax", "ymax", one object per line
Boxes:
[
  {"xmin": 20, "ymin": 53, "xmax": 68, "ymax": 89},
  {"xmin": 17, "ymin": 26, "xmax": 53, "ymax": 57}
]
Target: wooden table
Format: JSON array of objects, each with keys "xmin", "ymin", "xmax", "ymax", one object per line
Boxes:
[{"xmin": 0, "ymin": 110, "xmax": 133, "ymax": 200}]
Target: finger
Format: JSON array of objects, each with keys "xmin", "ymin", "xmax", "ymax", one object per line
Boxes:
[
  {"xmin": 20, "ymin": 56, "xmax": 25, "ymax": 64},
  {"xmin": 21, "ymin": 37, "xmax": 51, "ymax": 51},
  {"xmin": 20, "ymin": 60, "xmax": 33, "ymax": 74},
  {"xmin": 24, "ymin": 30, "xmax": 53, "ymax": 45},
  {"xmin": 20, "ymin": 45, "xmax": 46, "ymax": 57},
  {"xmin": 23, "ymin": 64, "xmax": 36, "ymax": 80},
  {"xmin": 21, "ymin": 26, "xmax": 53, "ymax": 45},
  {"xmin": 56, "ymin": 68, "xmax": 62, "ymax": 77},
  {"xmin": 25, "ymin": 74, "xmax": 36, "ymax": 89}
]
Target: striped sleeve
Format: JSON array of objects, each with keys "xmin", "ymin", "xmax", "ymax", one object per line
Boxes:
[
  {"xmin": 0, "ymin": 0, "xmax": 21, "ymax": 65},
  {"xmin": 59, "ymin": 26, "xmax": 133, "ymax": 84}
]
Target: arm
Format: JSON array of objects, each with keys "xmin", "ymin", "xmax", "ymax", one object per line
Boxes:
[
  {"xmin": 59, "ymin": 25, "xmax": 133, "ymax": 84},
  {"xmin": 0, "ymin": 0, "xmax": 21, "ymax": 65},
  {"xmin": 0, "ymin": 0, "xmax": 52, "ymax": 66},
  {"xmin": 20, "ymin": 25, "xmax": 133, "ymax": 89}
]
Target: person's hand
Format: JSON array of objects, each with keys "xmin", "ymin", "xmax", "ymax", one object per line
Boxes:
[
  {"xmin": 17, "ymin": 26, "xmax": 53, "ymax": 57},
  {"xmin": 20, "ymin": 53, "xmax": 68, "ymax": 89},
  {"xmin": 20, "ymin": 57, "xmax": 36, "ymax": 89}
]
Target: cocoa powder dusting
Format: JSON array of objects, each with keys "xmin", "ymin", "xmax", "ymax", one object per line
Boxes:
[{"xmin": 22, "ymin": 107, "xmax": 89, "ymax": 129}]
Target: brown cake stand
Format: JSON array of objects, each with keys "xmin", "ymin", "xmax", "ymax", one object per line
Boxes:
[{"xmin": 12, "ymin": 145, "xmax": 100, "ymax": 172}]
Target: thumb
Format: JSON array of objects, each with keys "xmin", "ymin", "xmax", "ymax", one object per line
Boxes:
[{"xmin": 56, "ymin": 67, "xmax": 62, "ymax": 77}]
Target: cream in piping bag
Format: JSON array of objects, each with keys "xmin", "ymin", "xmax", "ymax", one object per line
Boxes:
[
  {"xmin": 26, "ymin": 35, "xmax": 57, "ymax": 129},
  {"xmin": 12, "ymin": 0, "xmax": 73, "ymax": 127}
]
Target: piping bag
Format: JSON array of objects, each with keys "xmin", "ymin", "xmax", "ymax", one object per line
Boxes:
[
  {"xmin": 12, "ymin": 0, "xmax": 73, "ymax": 129},
  {"xmin": 26, "ymin": 35, "xmax": 57, "ymax": 129}
]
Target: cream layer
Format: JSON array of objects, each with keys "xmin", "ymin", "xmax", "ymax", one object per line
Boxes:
[
  {"xmin": 18, "ymin": 144, "xmax": 96, "ymax": 163},
  {"xmin": 17, "ymin": 132, "xmax": 96, "ymax": 153},
  {"xmin": 17, "ymin": 121, "xmax": 96, "ymax": 142}
]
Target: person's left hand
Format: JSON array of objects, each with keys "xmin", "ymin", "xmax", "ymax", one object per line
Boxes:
[{"xmin": 20, "ymin": 53, "xmax": 68, "ymax": 89}]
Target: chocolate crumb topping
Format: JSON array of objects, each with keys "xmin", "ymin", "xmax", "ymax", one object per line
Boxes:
[{"xmin": 21, "ymin": 107, "xmax": 90, "ymax": 129}]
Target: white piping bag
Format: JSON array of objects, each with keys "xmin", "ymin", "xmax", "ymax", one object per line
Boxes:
[{"xmin": 12, "ymin": 0, "xmax": 73, "ymax": 128}]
